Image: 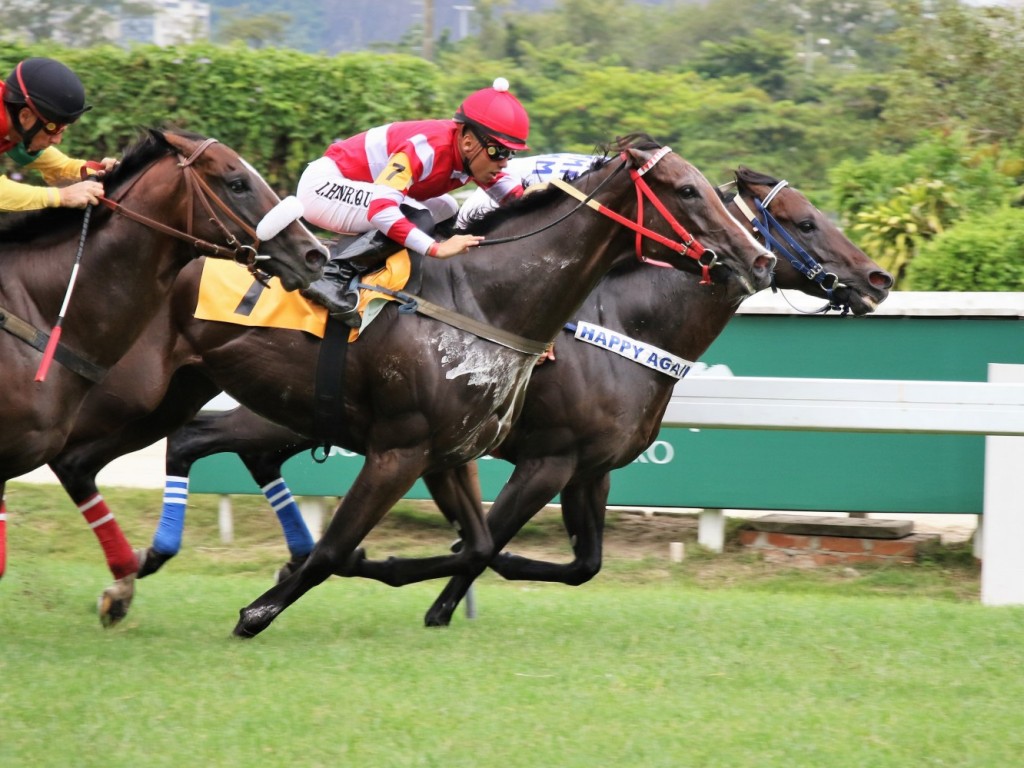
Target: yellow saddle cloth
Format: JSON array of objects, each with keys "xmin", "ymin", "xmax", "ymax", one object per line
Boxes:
[{"xmin": 194, "ymin": 251, "xmax": 412, "ymax": 341}]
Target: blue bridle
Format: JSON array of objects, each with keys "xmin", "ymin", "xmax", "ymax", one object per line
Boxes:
[{"xmin": 729, "ymin": 180, "xmax": 851, "ymax": 316}]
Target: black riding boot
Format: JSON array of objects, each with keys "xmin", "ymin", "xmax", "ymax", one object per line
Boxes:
[
  {"xmin": 302, "ymin": 230, "xmax": 398, "ymax": 328},
  {"xmin": 301, "ymin": 258, "xmax": 363, "ymax": 326},
  {"xmin": 304, "ymin": 206, "xmax": 437, "ymax": 327}
]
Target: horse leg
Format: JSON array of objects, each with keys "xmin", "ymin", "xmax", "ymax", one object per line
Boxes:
[
  {"xmin": 424, "ymin": 456, "xmax": 576, "ymax": 627},
  {"xmin": 151, "ymin": 408, "xmax": 318, "ymax": 585},
  {"xmin": 183, "ymin": 407, "xmax": 319, "ymax": 581},
  {"xmin": 354, "ymin": 461, "xmax": 493, "ymax": 587},
  {"xmin": 490, "ymin": 473, "xmax": 609, "ymax": 585},
  {"xmin": 234, "ymin": 449, "xmax": 426, "ymax": 638},
  {"xmin": 50, "ymin": 367, "xmax": 219, "ymax": 627}
]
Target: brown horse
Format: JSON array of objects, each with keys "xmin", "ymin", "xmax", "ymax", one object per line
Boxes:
[
  {"xmin": 0, "ymin": 127, "xmax": 326, "ymax": 577},
  {"xmin": 141, "ymin": 166, "xmax": 892, "ymax": 626},
  {"xmin": 44, "ymin": 136, "xmax": 775, "ymax": 631}
]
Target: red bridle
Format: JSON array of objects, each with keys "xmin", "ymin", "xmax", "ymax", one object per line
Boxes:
[{"xmin": 551, "ymin": 147, "xmax": 719, "ymax": 284}]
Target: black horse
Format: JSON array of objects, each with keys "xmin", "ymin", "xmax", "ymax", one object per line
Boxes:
[
  {"xmin": 145, "ymin": 166, "xmax": 892, "ymax": 626},
  {"xmin": 44, "ymin": 136, "xmax": 775, "ymax": 630}
]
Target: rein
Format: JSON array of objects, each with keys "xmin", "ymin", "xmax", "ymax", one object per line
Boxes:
[
  {"xmin": 549, "ymin": 148, "xmax": 718, "ymax": 284},
  {"xmin": 475, "ymin": 158, "xmax": 627, "ymax": 247},
  {"xmin": 359, "ymin": 147, "xmax": 720, "ymax": 355},
  {"xmin": 96, "ymin": 138, "xmax": 268, "ymax": 274},
  {"xmin": 478, "ymin": 147, "xmax": 718, "ymax": 284},
  {"xmin": 727, "ymin": 180, "xmax": 850, "ymax": 315}
]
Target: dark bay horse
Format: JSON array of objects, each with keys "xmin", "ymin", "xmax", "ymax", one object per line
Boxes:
[
  {"xmin": 0, "ymin": 127, "xmax": 326, "ymax": 577},
  {"xmin": 54, "ymin": 165, "xmax": 888, "ymax": 626},
  {"xmin": 45, "ymin": 137, "xmax": 775, "ymax": 631},
  {"xmin": 141, "ymin": 167, "xmax": 893, "ymax": 626}
]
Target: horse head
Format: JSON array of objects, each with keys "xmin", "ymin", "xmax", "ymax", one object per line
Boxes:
[
  {"xmin": 730, "ymin": 166, "xmax": 893, "ymax": 315},
  {"xmin": 609, "ymin": 135, "xmax": 776, "ymax": 297},
  {"xmin": 104, "ymin": 128, "xmax": 326, "ymax": 291}
]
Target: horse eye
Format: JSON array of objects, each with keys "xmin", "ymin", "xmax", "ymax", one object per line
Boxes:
[
  {"xmin": 228, "ymin": 178, "xmax": 248, "ymax": 193},
  {"xmin": 678, "ymin": 185, "xmax": 699, "ymax": 199},
  {"xmin": 798, "ymin": 220, "xmax": 816, "ymax": 233}
]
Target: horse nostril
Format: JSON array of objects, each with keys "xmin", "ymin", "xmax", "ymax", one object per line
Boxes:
[
  {"xmin": 306, "ymin": 248, "xmax": 327, "ymax": 272},
  {"xmin": 755, "ymin": 253, "xmax": 777, "ymax": 274},
  {"xmin": 870, "ymin": 270, "xmax": 893, "ymax": 289}
]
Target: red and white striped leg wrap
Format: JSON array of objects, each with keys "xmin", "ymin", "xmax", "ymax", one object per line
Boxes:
[{"xmin": 79, "ymin": 494, "xmax": 138, "ymax": 579}]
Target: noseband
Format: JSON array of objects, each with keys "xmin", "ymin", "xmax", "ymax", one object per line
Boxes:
[{"xmin": 96, "ymin": 138, "xmax": 268, "ymax": 276}]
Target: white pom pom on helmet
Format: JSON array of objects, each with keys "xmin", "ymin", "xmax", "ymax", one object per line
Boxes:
[{"xmin": 454, "ymin": 77, "xmax": 529, "ymax": 150}]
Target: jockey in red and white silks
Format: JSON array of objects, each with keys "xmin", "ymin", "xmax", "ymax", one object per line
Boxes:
[
  {"xmin": 298, "ymin": 119, "xmax": 521, "ymax": 255},
  {"xmin": 297, "ymin": 78, "xmax": 531, "ymax": 260}
]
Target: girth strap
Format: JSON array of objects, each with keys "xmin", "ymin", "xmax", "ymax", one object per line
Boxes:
[
  {"xmin": 0, "ymin": 305, "xmax": 106, "ymax": 382},
  {"xmin": 312, "ymin": 316, "xmax": 353, "ymax": 446}
]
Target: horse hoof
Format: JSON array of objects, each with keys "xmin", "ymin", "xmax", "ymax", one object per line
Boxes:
[
  {"xmin": 232, "ymin": 621, "xmax": 258, "ymax": 639},
  {"xmin": 136, "ymin": 547, "xmax": 174, "ymax": 579},
  {"xmin": 233, "ymin": 605, "xmax": 278, "ymax": 638},
  {"xmin": 98, "ymin": 575, "xmax": 136, "ymax": 628},
  {"xmin": 424, "ymin": 603, "xmax": 454, "ymax": 628}
]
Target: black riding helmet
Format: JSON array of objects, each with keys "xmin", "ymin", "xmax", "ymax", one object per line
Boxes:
[{"xmin": 3, "ymin": 57, "xmax": 92, "ymax": 129}]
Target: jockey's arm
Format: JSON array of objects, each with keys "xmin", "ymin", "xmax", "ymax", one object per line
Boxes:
[
  {"xmin": 0, "ymin": 172, "xmax": 60, "ymax": 211},
  {"xmin": 28, "ymin": 146, "xmax": 116, "ymax": 185},
  {"xmin": 368, "ymin": 149, "xmax": 484, "ymax": 258}
]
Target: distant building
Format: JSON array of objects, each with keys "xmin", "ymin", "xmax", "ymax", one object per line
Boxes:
[{"xmin": 121, "ymin": 0, "xmax": 211, "ymax": 46}]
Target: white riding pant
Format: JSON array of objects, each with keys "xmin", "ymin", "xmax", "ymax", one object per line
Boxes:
[{"xmin": 297, "ymin": 156, "xmax": 458, "ymax": 235}]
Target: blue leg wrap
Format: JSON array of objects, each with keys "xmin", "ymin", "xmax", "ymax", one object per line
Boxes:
[
  {"xmin": 262, "ymin": 478, "xmax": 315, "ymax": 557},
  {"xmin": 152, "ymin": 476, "xmax": 189, "ymax": 554}
]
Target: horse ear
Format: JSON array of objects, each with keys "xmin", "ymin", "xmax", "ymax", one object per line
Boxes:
[{"xmin": 623, "ymin": 146, "xmax": 652, "ymax": 169}]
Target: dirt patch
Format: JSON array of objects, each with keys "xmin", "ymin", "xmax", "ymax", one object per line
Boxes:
[{"xmin": 359, "ymin": 502, "xmax": 700, "ymax": 562}]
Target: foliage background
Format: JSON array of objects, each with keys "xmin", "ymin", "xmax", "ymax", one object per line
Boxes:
[{"xmin": 2, "ymin": 0, "xmax": 1024, "ymax": 288}]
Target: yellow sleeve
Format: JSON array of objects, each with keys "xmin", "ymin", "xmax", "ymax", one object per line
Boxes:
[
  {"xmin": 26, "ymin": 146, "xmax": 87, "ymax": 186},
  {"xmin": 372, "ymin": 151, "xmax": 414, "ymax": 192},
  {"xmin": 0, "ymin": 172, "xmax": 61, "ymax": 211}
]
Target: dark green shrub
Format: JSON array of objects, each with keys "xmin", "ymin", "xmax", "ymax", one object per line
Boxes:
[{"xmin": 905, "ymin": 206, "xmax": 1024, "ymax": 291}]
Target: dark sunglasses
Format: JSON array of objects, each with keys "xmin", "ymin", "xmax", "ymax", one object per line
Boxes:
[{"xmin": 472, "ymin": 129, "xmax": 515, "ymax": 161}]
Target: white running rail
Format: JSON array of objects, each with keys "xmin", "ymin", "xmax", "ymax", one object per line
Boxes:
[{"xmin": 666, "ymin": 363, "xmax": 1024, "ymax": 606}]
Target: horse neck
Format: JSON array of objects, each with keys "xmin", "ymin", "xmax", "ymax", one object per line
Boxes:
[
  {"xmin": 575, "ymin": 264, "xmax": 743, "ymax": 363},
  {"xmin": 436, "ymin": 183, "xmax": 643, "ymax": 344},
  {"xmin": 7, "ymin": 200, "xmax": 194, "ymax": 369}
]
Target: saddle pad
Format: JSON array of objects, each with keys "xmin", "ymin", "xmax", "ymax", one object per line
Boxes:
[
  {"xmin": 193, "ymin": 251, "xmax": 412, "ymax": 340},
  {"xmin": 348, "ymin": 248, "xmax": 412, "ymax": 342},
  {"xmin": 195, "ymin": 259, "xmax": 329, "ymax": 337}
]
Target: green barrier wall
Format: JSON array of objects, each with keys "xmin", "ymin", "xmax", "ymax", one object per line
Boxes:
[{"xmin": 189, "ymin": 294, "xmax": 1024, "ymax": 514}]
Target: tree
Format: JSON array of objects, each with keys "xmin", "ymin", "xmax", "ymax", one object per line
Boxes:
[
  {"xmin": 906, "ymin": 207, "xmax": 1024, "ymax": 291},
  {"xmin": 690, "ymin": 31, "xmax": 799, "ymax": 99},
  {"xmin": 0, "ymin": 0, "xmax": 154, "ymax": 47},
  {"xmin": 885, "ymin": 1, "xmax": 1024, "ymax": 146},
  {"xmin": 214, "ymin": 7, "xmax": 292, "ymax": 49}
]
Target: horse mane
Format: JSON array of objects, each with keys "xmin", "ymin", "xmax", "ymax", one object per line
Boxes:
[
  {"xmin": 734, "ymin": 166, "xmax": 782, "ymax": 189},
  {"xmin": 0, "ymin": 127, "xmax": 202, "ymax": 245},
  {"xmin": 715, "ymin": 167, "xmax": 781, "ymax": 206},
  {"xmin": 460, "ymin": 133, "xmax": 666, "ymax": 236}
]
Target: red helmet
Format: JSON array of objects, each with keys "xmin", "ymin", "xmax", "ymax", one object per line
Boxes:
[{"xmin": 454, "ymin": 77, "xmax": 529, "ymax": 151}]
